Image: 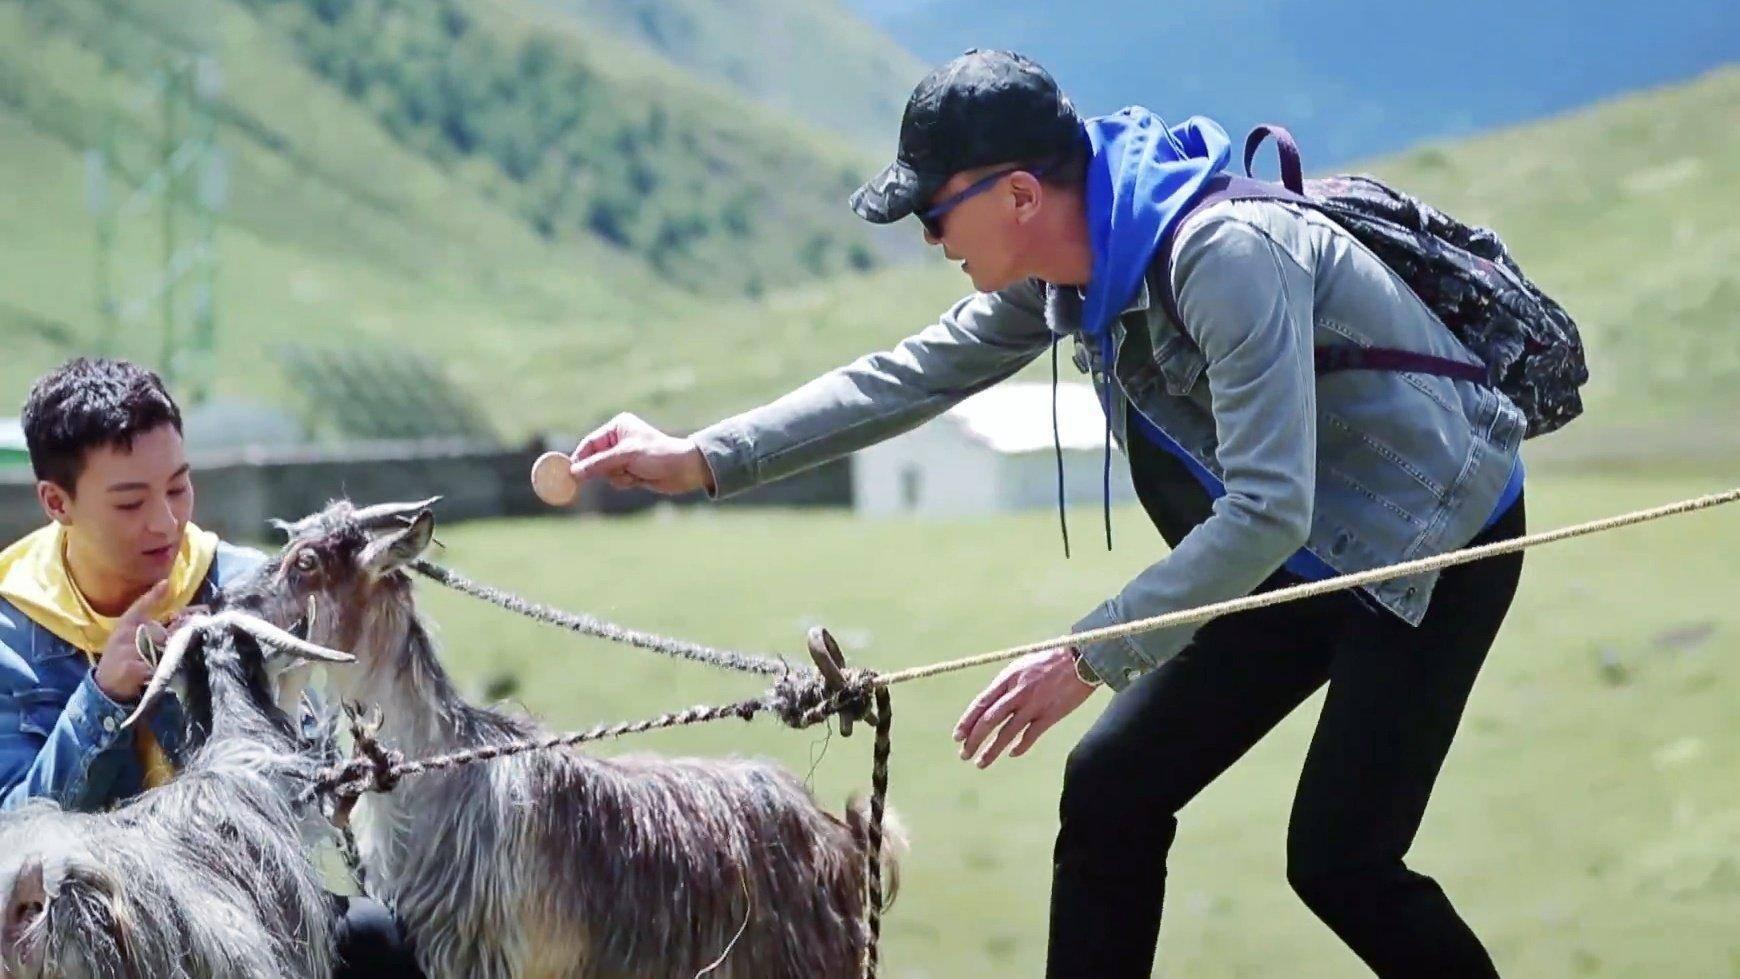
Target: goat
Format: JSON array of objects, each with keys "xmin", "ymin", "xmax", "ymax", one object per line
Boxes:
[
  {"xmin": 222, "ymin": 498, "xmax": 900, "ymax": 979},
  {"xmin": 0, "ymin": 615, "xmax": 353, "ymax": 979}
]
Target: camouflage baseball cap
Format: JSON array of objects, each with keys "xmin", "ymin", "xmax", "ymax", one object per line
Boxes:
[{"xmin": 850, "ymin": 49, "xmax": 1083, "ymax": 225}]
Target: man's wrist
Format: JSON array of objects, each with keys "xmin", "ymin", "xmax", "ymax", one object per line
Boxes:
[
  {"xmin": 90, "ymin": 662, "xmax": 140, "ymax": 706},
  {"xmin": 688, "ymin": 444, "xmax": 717, "ymax": 496},
  {"xmin": 1068, "ymin": 647, "xmax": 1102, "ymax": 688}
]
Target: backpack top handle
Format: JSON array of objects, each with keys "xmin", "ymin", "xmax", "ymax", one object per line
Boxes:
[{"xmin": 1244, "ymin": 124, "xmax": 1305, "ymax": 194}]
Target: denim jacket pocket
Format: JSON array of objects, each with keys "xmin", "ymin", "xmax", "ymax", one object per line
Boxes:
[
  {"xmin": 1153, "ymin": 330, "xmax": 1206, "ymax": 396},
  {"xmin": 14, "ymin": 687, "xmax": 66, "ymax": 739}
]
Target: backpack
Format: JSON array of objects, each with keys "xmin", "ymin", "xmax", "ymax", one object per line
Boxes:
[{"xmin": 1157, "ymin": 125, "xmax": 1589, "ymax": 439}]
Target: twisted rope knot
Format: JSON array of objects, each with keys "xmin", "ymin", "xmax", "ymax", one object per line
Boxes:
[
  {"xmin": 353, "ymin": 732, "xmax": 407, "ymax": 797},
  {"xmin": 767, "ymin": 667, "xmax": 880, "ymax": 731},
  {"xmin": 317, "ymin": 704, "xmax": 409, "ymax": 805}
]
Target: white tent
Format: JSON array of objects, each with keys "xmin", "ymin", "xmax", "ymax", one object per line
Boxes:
[{"xmin": 853, "ymin": 382, "xmax": 1137, "ymax": 517}]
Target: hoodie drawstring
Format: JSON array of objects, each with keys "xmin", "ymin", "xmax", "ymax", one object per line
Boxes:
[
  {"xmin": 1098, "ymin": 333, "xmax": 1117, "ymax": 553},
  {"xmin": 1052, "ymin": 336, "xmax": 1116, "ymax": 558},
  {"xmin": 1051, "ymin": 338, "xmax": 1071, "ymax": 559},
  {"xmin": 1102, "ymin": 397, "xmax": 1114, "ymax": 552}
]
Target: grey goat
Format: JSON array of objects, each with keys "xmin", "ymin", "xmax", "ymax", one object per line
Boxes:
[
  {"xmin": 0, "ymin": 615, "xmax": 353, "ymax": 979},
  {"xmin": 226, "ymin": 499, "xmax": 899, "ymax": 979}
]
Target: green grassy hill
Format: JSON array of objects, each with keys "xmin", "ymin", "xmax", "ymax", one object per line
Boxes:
[
  {"xmin": 539, "ymin": 0, "xmax": 925, "ymax": 148},
  {"xmin": 0, "ymin": 0, "xmax": 898, "ymax": 304},
  {"xmin": 0, "ymin": 0, "xmax": 926, "ymax": 421},
  {"xmin": 241, "ymin": 0, "xmax": 907, "ymax": 291},
  {"xmin": 1352, "ymin": 65, "xmax": 1739, "ymax": 440}
]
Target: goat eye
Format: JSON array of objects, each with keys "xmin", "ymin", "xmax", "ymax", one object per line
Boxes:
[{"xmin": 294, "ymin": 550, "xmax": 320, "ymax": 573}]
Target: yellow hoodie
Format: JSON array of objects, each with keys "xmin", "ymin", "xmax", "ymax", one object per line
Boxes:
[{"xmin": 0, "ymin": 522, "xmax": 219, "ymax": 788}]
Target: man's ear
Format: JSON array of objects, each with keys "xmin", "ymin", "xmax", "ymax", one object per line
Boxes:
[
  {"xmin": 1009, "ymin": 171, "xmax": 1044, "ymax": 225},
  {"xmin": 37, "ymin": 481, "xmax": 73, "ymax": 525}
]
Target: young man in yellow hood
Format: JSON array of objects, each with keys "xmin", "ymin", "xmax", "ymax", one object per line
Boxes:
[
  {"xmin": 0, "ymin": 357, "xmax": 258, "ymax": 810},
  {"xmin": 0, "ymin": 358, "xmax": 425, "ymax": 978}
]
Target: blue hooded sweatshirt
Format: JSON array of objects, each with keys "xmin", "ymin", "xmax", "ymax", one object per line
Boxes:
[
  {"xmin": 1064, "ymin": 106, "xmax": 1518, "ymax": 577},
  {"xmin": 1080, "ymin": 108, "xmax": 1231, "ymax": 371},
  {"xmin": 1074, "ymin": 107, "xmax": 1342, "ymax": 576}
]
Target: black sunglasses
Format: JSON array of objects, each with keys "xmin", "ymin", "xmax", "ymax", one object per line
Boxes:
[{"xmin": 916, "ymin": 161, "xmax": 1055, "ymax": 239}]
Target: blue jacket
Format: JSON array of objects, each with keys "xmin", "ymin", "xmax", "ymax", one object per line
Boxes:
[{"xmin": 0, "ymin": 541, "xmax": 266, "ymax": 811}]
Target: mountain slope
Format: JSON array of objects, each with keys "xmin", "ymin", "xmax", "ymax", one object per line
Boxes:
[
  {"xmin": 236, "ymin": 0, "xmax": 903, "ymax": 292},
  {"xmin": 534, "ymin": 0, "xmax": 924, "ymax": 149}
]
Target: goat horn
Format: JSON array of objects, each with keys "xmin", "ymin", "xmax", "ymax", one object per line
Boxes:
[
  {"xmin": 216, "ymin": 611, "xmax": 356, "ymax": 664},
  {"xmin": 270, "ymin": 512, "xmax": 337, "ymax": 539},
  {"xmin": 351, "ymin": 498, "xmax": 442, "ymax": 530},
  {"xmin": 121, "ymin": 613, "xmax": 353, "ymax": 732},
  {"xmin": 121, "ymin": 622, "xmax": 204, "ymax": 732}
]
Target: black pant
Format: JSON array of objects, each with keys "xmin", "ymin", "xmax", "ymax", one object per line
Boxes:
[
  {"xmin": 332, "ymin": 894, "xmax": 424, "ymax": 978},
  {"xmin": 1047, "ymin": 443, "xmax": 1524, "ymax": 977}
]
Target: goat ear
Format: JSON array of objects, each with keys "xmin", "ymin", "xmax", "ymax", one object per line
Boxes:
[{"xmin": 359, "ymin": 510, "xmax": 435, "ymax": 576}]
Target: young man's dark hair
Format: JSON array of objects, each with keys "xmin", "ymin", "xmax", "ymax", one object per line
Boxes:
[{"xmin": 22, "ymin": 357, "xmax": 184, "ymax": 494}]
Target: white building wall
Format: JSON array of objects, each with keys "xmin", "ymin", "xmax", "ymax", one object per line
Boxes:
[
  {"xmin": 854, "ymin": 421, "xmax": 1003, "ymax": 517},
  {"xmin": 856, "ymin": 422, "xmax": 1140, "ymax": 518},
  {"xmin": 997, "ymin": 448, "xmax": 1138, "ymax": 512}
]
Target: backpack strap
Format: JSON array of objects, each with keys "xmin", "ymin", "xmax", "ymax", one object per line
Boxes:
[
  {"xmin": 1154, "ymin": 171, "xmax": 1309, "ymax": 331},
  {"xmin": 1243, "ymin": 124, "xmax": 1305, "ymax": 193},
  {"xmin": 1155, "ymin": 131, "xmax": 1488, "ymax": 386},
  {"xmin": 1314, "ymin": 344, "xmax": 1487, "ymax": 382}
]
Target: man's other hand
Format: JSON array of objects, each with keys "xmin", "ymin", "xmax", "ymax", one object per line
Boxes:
[{"xmin": 953, "ymin": 646, "xmax": 1100, "ymax": 769}]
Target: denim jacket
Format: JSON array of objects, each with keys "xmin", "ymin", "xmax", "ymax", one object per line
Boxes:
[
  {"xmin": 694, "ymin": 199, "xmax": 1525, "ymax": 691},
  {"xmin": 0, "ymin": 541, "xmax": 266, "ymax": 811}
]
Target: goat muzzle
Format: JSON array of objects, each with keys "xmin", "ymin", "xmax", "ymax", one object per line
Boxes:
[{"xmin": 3, "ymin": 858, "xmax": 45, "ymax": 959}]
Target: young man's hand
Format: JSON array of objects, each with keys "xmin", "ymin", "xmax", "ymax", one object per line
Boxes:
[
  {"xmin": 93, "ymin": 580, "xmax": 170, "ymax": 704},
  {"xmin": 568, "ymin": 413, "xmax": 715, "ymax": 495},
  {"xmin": 954, "ymin": 646, "xmax": 1100, "ymax": 769}
]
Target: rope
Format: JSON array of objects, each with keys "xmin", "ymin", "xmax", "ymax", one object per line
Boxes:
[
  {"xmin": 874, "ymin": 486, "xmax": 1740, "ymax": 687},
  {"xmin": 411, "ymin": 559, "xmax": 794, "ymax": 678},
  {"xmin": 862, "ymin": 688, "xmax": 893, "ymax": 979},
  {"xmin": 314, "ymin": 697, "xmax": 766, "ymax": 802},
  {"xmin": 414, "ymin": 490, "xmax": 1737, "ymax": 692}
]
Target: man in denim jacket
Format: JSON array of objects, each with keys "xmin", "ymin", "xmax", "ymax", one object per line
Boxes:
[
  {"xmin": 569, "ymin": 51, "xmax": 1526, "ymax": 977},
  {"xmin": 0, "ymin": 358, "xmax": 423, "ymax": 977}
]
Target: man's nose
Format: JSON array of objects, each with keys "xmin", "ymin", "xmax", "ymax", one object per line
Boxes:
[{"xmin": 147, "ymin": 497, "xmax": 178, "ymax": 535}]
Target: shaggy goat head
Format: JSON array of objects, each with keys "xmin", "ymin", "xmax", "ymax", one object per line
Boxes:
[{"xmin": 242, "ymin": 499, "xmax": 438, "ymax": 667}]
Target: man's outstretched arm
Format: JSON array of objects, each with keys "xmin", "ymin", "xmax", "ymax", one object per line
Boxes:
[{"xmin": 570, "ymin": 278, "xmax": 1054, "ymax": 498}]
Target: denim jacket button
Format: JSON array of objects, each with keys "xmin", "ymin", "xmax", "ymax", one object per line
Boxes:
[
  {"xmin": 101, "ymin": 715, "xmax": 118, "ymax": 733},
  {"xmin": 1123, "ymin": 667, "xmax": 1141, "ymax": 684}
]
